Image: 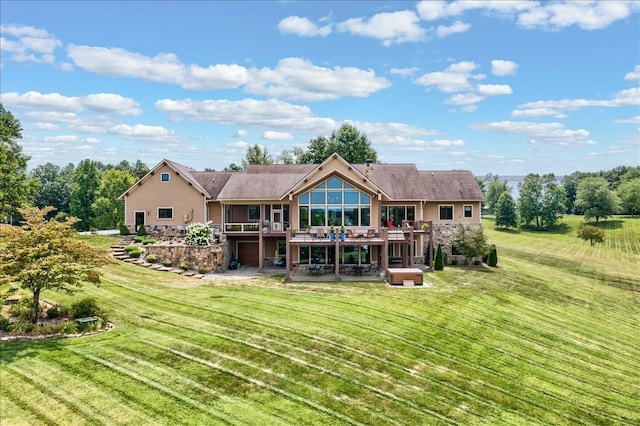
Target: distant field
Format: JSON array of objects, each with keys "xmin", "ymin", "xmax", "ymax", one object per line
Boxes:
[{"xmin": 1, "ymin": 216, "xmax": 638, "ymax": 425}]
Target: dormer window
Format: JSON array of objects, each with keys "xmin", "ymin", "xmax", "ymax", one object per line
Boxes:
[{"xmin": 161, "ymin": 173, "xmax": 170, "ymax": 182}]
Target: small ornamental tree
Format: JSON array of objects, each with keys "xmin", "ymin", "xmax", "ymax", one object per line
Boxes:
[
  {"xmin": 434, "ymin": 243, "xmax": 444, "ymax": 271},
  {"xmin": 487, "ymin": 244, "xmax": 498, "ymax": 267},
  {"xmin": 185, "ymin": 223, "xmax": 212, "ymax": 246},
  {"xmin": 0, "ymin": 206, "xmax": 110, "ymax": 323},
  {"xmin": 452, "ymin": 224, "xmax": 488, "ymax": 263},
  {"xmin": 576, "ymin": 224, "xmax": 605, "ymax": 246}
]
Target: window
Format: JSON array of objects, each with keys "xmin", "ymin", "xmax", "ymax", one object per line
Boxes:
[
  {"xmin": 158, "ymin": 208, "xmax": 173, "ymax": 219},
  {"xmin": 248, "ymin": 205, "xmax": 260, "ymax": 221},
  {"xmin": 161, "ymin": 173, "xmax": 170, "ymax": 182},
  {"xmin": 464, "ymin": 205, "xmax": 473, "ymax": 218},
  {"xmin": 381, "ymin": 206, "xmax": 415, "ymax": 227},
  {"xmin": 298, "ymin": 177, "xmax": 371, "ymax": 228},
  {"xmin": 439, "ymin": 205, "xmax": 453, "ymax": 221}
]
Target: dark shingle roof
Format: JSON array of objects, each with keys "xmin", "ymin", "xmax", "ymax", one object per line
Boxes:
[{"xmin": 418, "ymin": 170, "xmax": 484, "ymax": 201}]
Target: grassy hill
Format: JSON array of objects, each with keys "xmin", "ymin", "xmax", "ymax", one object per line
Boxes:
[{"xmin": 1, "ymin": 216, "xmax": 638, "ymax": 425}]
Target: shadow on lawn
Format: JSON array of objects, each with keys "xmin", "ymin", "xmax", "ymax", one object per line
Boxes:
[{"xmin": 0, "ymin": 337, "xmax": 66, "ymax": 364}]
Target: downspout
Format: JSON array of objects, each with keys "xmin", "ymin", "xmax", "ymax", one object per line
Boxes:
[{"xmin": 258, "ymin": 203, "xmax": 264, "ymax": 273}]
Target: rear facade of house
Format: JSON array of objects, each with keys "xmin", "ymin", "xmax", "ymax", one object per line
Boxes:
[{"xmin": 120, "ymin": 154, "xmax": 484, "ymax": 274}]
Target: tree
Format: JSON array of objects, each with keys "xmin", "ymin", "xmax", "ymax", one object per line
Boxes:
[
  {"xmin": 434, "ymin": 243, "xmax": 444, "ymax": 271},
  {"xmin": 0, "ymin": 103, "xmax": 38, "ymax": 221},
  {"xmin": 576, "ymin": 224, "xmax": 605, "ymax": 246},
  {"xmin": 70, "ymin": 159, "xmax": 100, "ymax": 231},
  {"xmin": 617, "ymin": 178, "xmax": 640, "ymax": 216},
  {"xmin": 0, "ymin": 206, "xmax": 110, "ymax": 323},
  {"xmin": 30, "ymin": 162, "xmax": 74, "ymax": 216},
  {"xmin": 494, "ymin": 191, "xmax": 518, "ymax": 229},
  {"xmin": 241, "ymin": 144, "xmax": 274, "ymax": 168},
  {"xmin": 92, "ymin": 169, "xmax": 136, "ymax": 229},
  {"xmin": 487, "ymin": 244, "xmax": 498, "ymax": 267},
  {"xmin": 517, "ymin": 173, "xmax": 565, "ymax": 230},
  {"xmin": 452, "ymin": 224, "xmax": 488, "ymax": 262},
  {"xmin": 299, "ymin": 124, "xmax": 378, "ymax": 164},
  {"xmin": 484, "ymin": 175, "xmax": 509, "ymax": 215},
  {"xmin": 574, "ymin": 177, "xmax": 621, "ymax": 223}
]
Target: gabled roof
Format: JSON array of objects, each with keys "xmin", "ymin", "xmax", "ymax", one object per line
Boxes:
[
  {"xmin": 119, "ymin": 159, "xmax": 211, "ymax": 199},
  {"xmin": 217, "ymin": 173, "xmax": 307, "ymax": 200}
]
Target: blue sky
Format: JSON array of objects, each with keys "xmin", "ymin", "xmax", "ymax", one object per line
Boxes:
[{"xmin": 1, "ymin": 1, "xmax": 639, "ymax": 176}]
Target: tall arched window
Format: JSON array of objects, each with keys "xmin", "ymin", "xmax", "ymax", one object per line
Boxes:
[{"xmin": 298, "ymin": 177, "xmax": 371, "ymax": 228}]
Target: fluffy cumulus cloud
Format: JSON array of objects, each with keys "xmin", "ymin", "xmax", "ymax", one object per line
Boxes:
[
  {"xmin": 491, "ymin": 59, "xmax": 518, "ymax": 76},
  {"xmin": 155, "ymin": 98, "xmax": 337, "ymax": 133},
  {"xmin": 0, "ymin": 24, "xmax": 61, "ymax": 63},
  {"xmin": 625, "ymin": 65, "xmax": 640, "ymax": 82},
  {"xmin": 471, "ymin": 120, "xmax": 595, "ymax": 145},
  {"xmin": 245, "ymin": 57, "xmax": 391, "ymax": 102},
  {"xmin": 67, "ymin": 45, "xmax": 250, "ymax": 90},
  {"xmin": 436, "ymin": 20, "xmax": 471, "ymax": 37},
  {"xmin": 513, "ymin": 86, "xmax": 640, "ymax": 118},
  {"xmin": 1, "ymin": 91, "xmax": 142, "ymax": 115},
  {"xmin": 415, "ymin": 1, "xmax": 639, "ymax": 31},
  {"xmin": 107, "ymin": 124, "xmax": 181, "ymax": 143},
  {"xmin": 337, "ymin": 10, "xmax": 425, "ymax": 46},
  {"xmin": 414, "ymin": 61, "xmax": 480, "ymax": 93},
  {"xmin": 277, "ymin": 16, "xmax": 331, "ymax": 37},
  {"xmin": 262, "ymin": 131, "xmax": 294, "ymax": 140}
]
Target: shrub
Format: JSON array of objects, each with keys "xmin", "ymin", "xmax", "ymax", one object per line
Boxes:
[
  {"xmin": 46, "ymin": 306, "xmax": 60, "ymax": 319},
  {"xmin": 487, "ymin": 244, "xmax": 498, "ymax": 267},
  {"xmin": 9, "ymin": 297, "xmax": 38, "ymax": 321},
  {"xmin": 163, "ymin": 259, "xmax": 172, "ymax": 267},
  {"xmin": 451, "ymin": 259, "xmax": 458, "ymax": 266},
  {"xmin": 474, "ymin": 259, "xmax": 481, "ymax": 266},
  {"xmin": 142, "ymin": 238, "xmax": 156, "ymax": 245},
  {"xmin": 185, "ymin": 223, "xmax": 212, "ymax": 246},
  {"xmin": 180, "ymin": 261, "xmax": 190, "ymax": 270},
  {"xmin": 70, "ymin": 297, "xmax": 101, "ymax": 320},
  {"xmin": 125, "ymin": 244, "xmax": 139, "ymax": 252},
  {"xmin": 0, "ymin": 317, "xmax": 10, "ymax": 331},
  {"xmin": 54, "ymin": 211, "xmax": 69, "ymax": 223},
  {"xmin": 577, "ymin": 224, "xmax": 605, "ymax": 246},
  {"xmin": 434, "ymin": 244, "xmax": 444, "ymax": 271},
  {"xmin": 198, "ymin": 266, "xmax": 207, "ymax": 274},
  {"xmin": 128, "ymin": 248, "xmax": 142, "ymax": 258},
  {"xmin": 118, "ymin": 222, "xmax": 130, "ymax": 235},
  {"xmin": 145, "ymin": 254, "xmax": 157, "ymax": 263},
  {"xmin": 137, "ymin": 225, "xmax": 147, "ymax": 236},
  {"xmin": 133, "ymin": 236, "xmax": 145, "ymax": 243}
]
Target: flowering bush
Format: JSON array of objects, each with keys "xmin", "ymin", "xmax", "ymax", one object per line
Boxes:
[{"xmin": 185, "ymin": 223, "xmax": 212, "ymax": 246}]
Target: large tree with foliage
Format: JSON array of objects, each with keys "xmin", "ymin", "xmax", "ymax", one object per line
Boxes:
[
  {"xmin": 0, "ymin": 206, "xmax": 110, "ymax": 323},
  {"xmin": 299, "ymin": 124, "xmax": 378, "ymax": 164},
  {"xmin": 0, "ymin": 103, "xmax": 38, "ymax": 221},
  {"xmin": 70, "ymin": 159, "xmax": 100, "ymax": 231},
  {"xmin": 494, "ymin": 191, "xmax": 518, "ymax": 229},
  {"xmin": 517, "ymin": 173, "xmax": 566, "ymax": 230},
  {"xmin": 30, "ymin": 162, "xmax": 75, "ymax": 217},
  {"xmin": 92, "ymin": 169, "xmax": 136, "ymax": 229},
  {"xmin": 483, "ymin": 174, "xmax": 510, "ymax": 215},
  {"xmin": 576, "ymin": 224, "xmax": 605, "ymax": 246},
  {"xmin": 241, "ymin": 144, "xmax": 274, "ymax": 168},
  {"xmin": 617, "ymin": 178, "xmax": 640, "ymax": 216},
  {"xmin": 574, "ymin": 177, "xmax": 621, "ymax": 223}
]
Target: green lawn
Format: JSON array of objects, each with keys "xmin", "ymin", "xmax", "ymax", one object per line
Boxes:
[{"xmin": 1, "ymin": 217, "xmax": 638, "ymax": 425}]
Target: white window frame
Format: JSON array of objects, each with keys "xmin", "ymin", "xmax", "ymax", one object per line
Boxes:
[
  {"xmin": 158, "ymin": 207, "xmax": 174, "ymax": 220},
  {"xmin": 161, "ymin": 172, "xmax": 170, "ymax": 182},
  {"xmin": 463, "ymin": 204, "xmax": 473, "ymax": 219},
  {"xmin": 439, "ymin": 205, "xmax": 454, "ymax": 221}
]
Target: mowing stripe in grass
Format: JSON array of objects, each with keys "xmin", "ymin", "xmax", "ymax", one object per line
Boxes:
[
  {"xmin": 66, "ymin": 347, "xmax": 237, "ymax": 426},
  {"xmin": 142, "ymin": 322, "xmax": 470, "ymax": 425}
]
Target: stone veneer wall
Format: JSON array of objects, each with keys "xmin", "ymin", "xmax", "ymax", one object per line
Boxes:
[
  {"xmin": 428, "ymin": 222, "xmax": 483, "ymax": 264},
  {"xmin": 145, "ymin": 241, "xmax": 231, "ymax": 273}
]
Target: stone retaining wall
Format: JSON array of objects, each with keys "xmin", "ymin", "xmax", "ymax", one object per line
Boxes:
[{"xmin": 145, "ymin": 242, "xmax": 230, "ymax": 273}]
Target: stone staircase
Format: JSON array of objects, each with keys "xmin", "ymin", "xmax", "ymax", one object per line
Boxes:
[{"xmin": 109, "ymin": 235, "xmax": 205, "ymax": 278}]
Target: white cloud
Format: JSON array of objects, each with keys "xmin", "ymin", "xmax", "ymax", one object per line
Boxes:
[
  {"xmin": 246, "ymin": 57, "xmax": 391, "ymax": 102},
  {"xmin": 0, "ymin": 24, "xmax": 61, "ymax": 63},
  {"xmin": 1, "ymin": 91, "xmax": 142, "ymax": 115},
  {"xmin": 155, "ymin": 98, "xmax": 337, "ymax": 133},
  {"xmin": 445, "ymin": 93, "xmax": 485, "ymax": 106},
  {"xmin": 491, "ymin": 59, "xmax": 518, "ymax": 76},
  {"xmin": 107, "ymin": 124, "xmax": 180, "ymax": 143},
  {"xmin": 471, "ymin": 120, "xmax": 593, "ymax": 145},
  {"xmin": 277, "ymin": 16, "xmax": 331, "ymax": 37},
  {"xmin": 436, "ymin": 20, "xmax": 470, "ymax": 38},
  {"xmin": 625, "ymin": 65, "xmax": 640, "ymax": 82},
  {"xmin": 389, "ymin": 67, "xmax": 420, "ymax": 77},
  {"xmin": 262, "ymin": 131, "xmax": 294, "ymax": 140},
  {"xmin": 234, "ymin": 129, "xmax": 249, "ymax": 138},
  {"xmin": 337, "ymin": 10, "xmax": 425, "ymax": 46},
  {"xmin": 614, "ymin": 116, "xmax": 640, "ymax": 124},
  {"xmin": 513, "ymin": 87, "xmax": 640, "ymax": 117},
  {"xmin": 67, "ymin": 45, "xmax": 249, "ymax": 90},
  {"xmin": 477, "ymin": 84, "xmax": 512, "ymax": 96},
  {"xmin": 414, "ymin": 61, "xmax": 479, "ymax": 93}
]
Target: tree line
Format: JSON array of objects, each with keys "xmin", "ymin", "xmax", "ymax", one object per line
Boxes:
[{"xmin": 479, "ymin": 166, "xmax": 640, "ymax": 230}]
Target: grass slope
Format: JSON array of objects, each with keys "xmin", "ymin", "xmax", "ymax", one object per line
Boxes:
[{"xmin": 1, "ymin": 217, "xmax": 638, "ymax": 425}]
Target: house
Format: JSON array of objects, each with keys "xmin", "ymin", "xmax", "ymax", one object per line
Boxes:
[{"xmin": 119, "ymin": 153, "xmax": 484, "ymax": 279}]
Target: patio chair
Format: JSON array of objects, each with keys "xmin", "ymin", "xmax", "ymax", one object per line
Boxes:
[
  {"xmin": 347, "ymin": 229, "xmax": 356, "ymax": 239},
  {"xmin": 365, "ymin": 229, "xmax": 375, "ymax": 238},
  {"xmin": 316, "ymin": 228, "xmax": 325, "ymax": 239}
]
